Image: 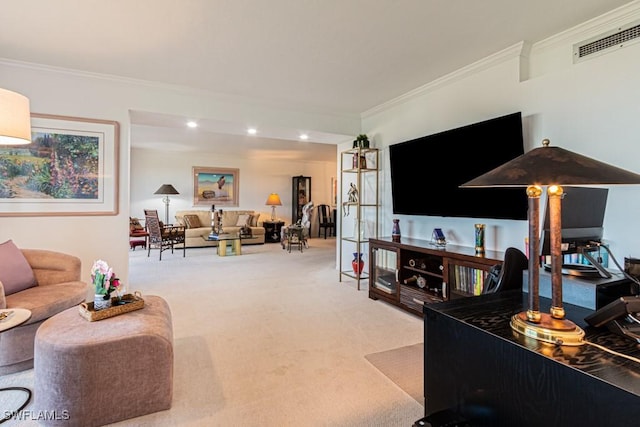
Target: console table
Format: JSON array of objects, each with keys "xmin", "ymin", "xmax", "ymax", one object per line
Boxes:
[{"xmin": 421, "ymin": 290, "xmax": 640, "ymax": 426}]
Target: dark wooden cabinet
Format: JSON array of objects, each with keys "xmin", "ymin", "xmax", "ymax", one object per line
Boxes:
[
  {"xmin": 369, "ymin": 237, "xmax": 504, "ymax": 316},
  {"xmin": 263, "ymin": 220, "xmax": 284, "ymax": 243},
  {"xmin": 422, "ymin": 291, "xmax": 640, "ymax": 426},
  {"xmin": 292, "ymin": 176, "xmax": 311, "ymax": 224}
]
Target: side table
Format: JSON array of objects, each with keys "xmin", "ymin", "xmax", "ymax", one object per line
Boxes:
[
  {"xmin": 1, "ymin": 308, "xmax": 33, "ymax": 423},
  {"xmin": 263, "ymin": 220, "xmax": 285, "ymax": 243}
]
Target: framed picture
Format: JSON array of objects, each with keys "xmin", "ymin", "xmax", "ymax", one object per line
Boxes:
[
  {"xmin": 193, "ymin": 166, "xmax": 239, "ymax": 207},
  {"xmin": 0, "ymin": 113, "xmax": 119, "ymax": 216}
]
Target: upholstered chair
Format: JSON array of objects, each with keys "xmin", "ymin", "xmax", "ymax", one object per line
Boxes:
[{"xmin": 0, "ymin": 243, "xmax": 88, "ymax": 374}]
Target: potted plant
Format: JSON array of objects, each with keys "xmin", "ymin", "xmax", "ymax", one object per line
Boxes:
[{"xmin": 353, "ymin": 134, "xmax": 370, "ymax": 149}]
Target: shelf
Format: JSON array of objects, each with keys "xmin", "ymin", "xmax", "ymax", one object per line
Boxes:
[
  {"xmin": 404, "ymin": 265, "xmax": 442, "ymax": 279},
  {"xmin": 338, "ymin": 147, "xmax": 379, "ymax": 291}
]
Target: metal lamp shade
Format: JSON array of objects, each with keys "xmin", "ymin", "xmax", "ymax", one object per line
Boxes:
[{"xmin": 154, "ymin": 184, "xmax": 180, "ymax": 195}]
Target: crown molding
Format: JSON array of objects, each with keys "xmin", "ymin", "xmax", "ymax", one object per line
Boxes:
[
  {"xmin": 531, "ymin": 0, "xmax": 640, "ymax": 53},
  {"xmin": 362, "ymin": 42, "xmax": 526, "ymax": 119}
]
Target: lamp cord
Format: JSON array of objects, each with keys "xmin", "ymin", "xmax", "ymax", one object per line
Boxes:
[
  {"xmin": 582, "ymin": 339, "xmax": 640, "ymax": 364},
  {"xmin": 591, "ymin": 242, "xmax": 640, "ymax": 292},
  {"xmin": 0, "ymin": 387, "xmax": 32, "ymax": 424}
]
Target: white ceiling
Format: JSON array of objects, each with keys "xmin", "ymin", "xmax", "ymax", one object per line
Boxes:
[{"xmin": 1, "ymin": 0, "xmax": 633, "ymax": 160}]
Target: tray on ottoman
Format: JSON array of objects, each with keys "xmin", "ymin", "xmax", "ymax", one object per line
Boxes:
[{"xmin": 79, "ymin": 292, "xmax": 144, "ymax": 321}]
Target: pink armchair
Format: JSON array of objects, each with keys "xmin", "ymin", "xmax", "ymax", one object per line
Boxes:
[{"xmin": 0, "ymin": 249, "xmax": 88, "ymax": 375}]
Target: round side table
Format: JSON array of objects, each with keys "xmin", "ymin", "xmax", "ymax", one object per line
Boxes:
[{"xmin": 1, "ymin": 308, "xmax": 33, "ymax": 424}]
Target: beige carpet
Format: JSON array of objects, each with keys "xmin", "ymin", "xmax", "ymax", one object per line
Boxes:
[
  {"xmin": 0, "ymin": 237, "xmax": 424, "ymax": 426},
  {"xmin": 365, "ymin": 343, "xmax": 424, "ymax": 406}
]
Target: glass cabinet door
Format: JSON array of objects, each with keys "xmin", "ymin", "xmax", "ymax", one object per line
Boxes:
[{"xmin": 370, "ymin": 245, "xmax": 399, "ymax": 297}]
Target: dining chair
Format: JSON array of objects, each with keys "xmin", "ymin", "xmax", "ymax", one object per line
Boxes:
[{"xmin": 317, "ymin": 204, "xmax": 335, "ymax": 239}]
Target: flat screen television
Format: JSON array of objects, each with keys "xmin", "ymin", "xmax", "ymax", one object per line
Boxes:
[
  {"xmin": 540, "ymin": 186, "xmax": 608, "ymax": 256},
  {"xmin": 389, "ymin": 112, "xmax": 528, "ymax": 219}
]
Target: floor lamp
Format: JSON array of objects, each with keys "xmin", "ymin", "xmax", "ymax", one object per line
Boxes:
[
  {"xmin": 462, "ymin": 139, "xmax": 640, "ymax": 346},
  {"xmin": 154, "ymin": 184, "xmax": 179, "ymax": 225}
]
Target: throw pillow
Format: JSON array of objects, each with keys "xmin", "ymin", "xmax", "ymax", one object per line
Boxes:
[
  {"xmin": 247, "ymin": 214, "xmax": 258, "ymax": 227},
  {"xmin": 0, "ymin": 239, "xmax": 37, "ymax": 296},
  {"xmin": 183, "ymin": 214, "xmax": 202, "ymax": 229},
  {"xmin": 236, "ymin": 214, "xmax": 250, "ymax": 227},
  {"xmin": 129, "ymin": 217, "xmax": 144, "ymax": 232}
]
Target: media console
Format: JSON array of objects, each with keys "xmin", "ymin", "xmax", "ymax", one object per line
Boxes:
[{"xmin": 368, "ymin": 237, "xmax": 504, "ymax": 316}]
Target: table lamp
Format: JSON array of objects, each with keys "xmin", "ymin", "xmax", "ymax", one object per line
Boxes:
[
  {"xmin": 462, "ymin": 139, "xmax": 640, "ymax": 346},
  {"xmin": 0, "ymin": 88, "xmax": 31, "ymax": 145},
  {"xmin": 154, "ymin": 184, "xmax": 179, "ymax": 225},
  {"xmin": 265, "ymin": 193, "xmax": 282, "ymax": 221}
]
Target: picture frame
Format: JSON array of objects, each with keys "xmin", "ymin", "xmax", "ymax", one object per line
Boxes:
[
  {"xmin": 193, "ymin": 166, "xmax": 239, "ymax": 207},
  {"xmin": 0, "ymin": 113, "xmax": 119, "ymax": 216}
]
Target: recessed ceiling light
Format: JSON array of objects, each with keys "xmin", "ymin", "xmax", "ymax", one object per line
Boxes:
[
  {"xmin": 299, "ymin": 134, "xmax": 309, "ymax": 140},
  {"xmin": 247, "ymin": 128, "xmax": 257, "ymax": 135},
  {"xmin": 186, "ymin": 121, "xmax": 198, "ymax": 128}
]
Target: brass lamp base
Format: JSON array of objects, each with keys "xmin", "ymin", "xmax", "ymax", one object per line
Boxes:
[{"xmin": 510, "ymin": 312, "xmax": 585, "ymax": 346}]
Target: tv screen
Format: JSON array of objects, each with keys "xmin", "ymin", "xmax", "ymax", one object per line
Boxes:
[{"xmin": 389, "ymin": 112, "xmax": 528, "ymax": 220}]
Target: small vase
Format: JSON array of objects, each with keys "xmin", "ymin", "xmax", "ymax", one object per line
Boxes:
[
  {"xmin": 392, "ymin": 219, "xmax": 401, "ymax": 242},
  {"xmin": 94, "ymin": 293, "xmax": 112, "ymax": 311},
  {"xmin": 352, "ymin": 252, "xmax": 365, "ymax": 276}
]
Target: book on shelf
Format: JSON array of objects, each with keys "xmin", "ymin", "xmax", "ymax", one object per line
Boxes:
[{"xmin": 374, "ymin": 280, "xmax": 394, "ymax": 293}]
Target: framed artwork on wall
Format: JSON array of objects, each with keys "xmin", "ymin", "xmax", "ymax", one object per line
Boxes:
[
  {"xmin": 193, "ymin": 166, "xmax": 239, "ymax": 207},
  {"xmin": 0, "ymin": 113, "xmax": 119, "ymax": 216}
]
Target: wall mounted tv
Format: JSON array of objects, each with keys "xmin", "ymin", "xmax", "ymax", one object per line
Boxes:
[{"xmin": 389, "ymin": 112, "xmax": 528, "ymax": 220}]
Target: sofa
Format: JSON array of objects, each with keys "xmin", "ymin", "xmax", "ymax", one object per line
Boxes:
[
  {"xmin": 175, "ymin": 210, "xmax": 266, "ymax": 248},
  {"xmin": 0, "ymin": 243, "xmax": 88, "ymax": 374}
]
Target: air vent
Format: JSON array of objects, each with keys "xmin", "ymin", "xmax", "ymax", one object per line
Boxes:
[{"xmin": 573, "ymin": 20, "xmax": 640, "ymax": 63}]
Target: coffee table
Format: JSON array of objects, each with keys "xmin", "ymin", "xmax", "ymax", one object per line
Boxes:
[
  {"xmin": 203, "ymin": 233, "xmax": 242, "ymax": 256},
  {"xmin": 1, "ymin": 308, "xmax": 33, "ymax": 423}
]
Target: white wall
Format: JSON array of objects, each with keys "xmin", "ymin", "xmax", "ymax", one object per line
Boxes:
[
  {"xmin": 360, "ymin": 5, "xmax": 640, "ymax": 268},
  {"xmin": 131, "ymin": 147, "xmax": 336, "ymax": 236},
  {"xmin": 0, "ymin": 61, "xmax": 355, "ymax": 284}
]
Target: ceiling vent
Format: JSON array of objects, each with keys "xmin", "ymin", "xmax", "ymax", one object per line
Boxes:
[{"xmin": 573, "ymin": 20, "xmax": 640, "ymax": 63}]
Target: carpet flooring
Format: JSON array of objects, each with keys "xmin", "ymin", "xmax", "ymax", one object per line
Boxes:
[
  {"xmin": 0, "ymin": 237, "xmax": 424, "ymax": 426},
  {"xmin": 365, "ymin": 343, "xmax": 424, "ymax": 406}
]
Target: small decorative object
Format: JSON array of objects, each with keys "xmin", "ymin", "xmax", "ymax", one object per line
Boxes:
[
  {"xmin": 351, "ymin": 153, "xmax": 367, "ymax": 169},
  {"xmin": 475, "ymin": 223, "xmax": 485, "ymax": 254},
  {"xmin": 91, "ymin": 260, "xmax": 121, "ymax": 311},
  {"xmin": 391, "ymin": 219, "xmax": 401, "ymax": 242},
  {"xmin": 342, "ymin": 183, "xmax": 359, "ymax": 216},
  {"xmin": 352, "ymin": 252, "xmax": 365, "ymax": 275},
  {"xmin": 432, "ymin": 228, "xmax": 446, "ymax": 246}
]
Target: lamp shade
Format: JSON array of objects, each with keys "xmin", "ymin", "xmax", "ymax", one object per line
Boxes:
[
  {"xmin": 265, "ymin": 193, "xmax": 282, "ymax": 206},
  {"xmin": 462, "ymin": 139, "xmax": 640, "ymax": 188},
  {"xmin": 154, "ymin": 184, "xmax": 180, "ymax": 195},
  {"xmin": 0, "ymin": 88, "xmax": 31, "ymax": 145}
]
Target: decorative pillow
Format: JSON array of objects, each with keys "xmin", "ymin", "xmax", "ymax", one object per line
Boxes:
[
  {"xmin": 236, "ymin": 214, "xmax": 250, "ymax": 227},
  {"xmin": 183, "ymin": 214, "xmax": 202, "ymax": 229},
  {"xmin": 129, "ymin": 217, "xmax": 144, "ymax": 232},
  {"xmin": 247, "ymin": 214, "xmax": 259, "ymax": 227},
  {"xmin": 0, "ymin": 239, "xmax": 37, "ymax": 296}
]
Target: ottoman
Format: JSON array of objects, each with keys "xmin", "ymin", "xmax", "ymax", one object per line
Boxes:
[{"xmin": 34, "ymin": 295, "xmax": 173, "ymax": 426}]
